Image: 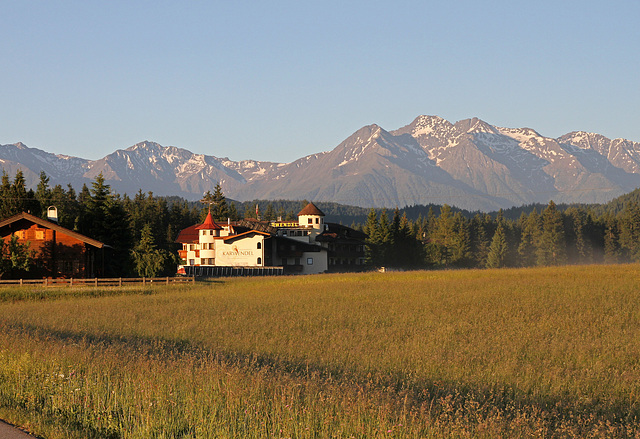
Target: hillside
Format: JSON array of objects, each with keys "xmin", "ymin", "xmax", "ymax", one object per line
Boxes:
[{"xmin": 3, "ymin": 115, "xmax": 640, "ymax": 211}]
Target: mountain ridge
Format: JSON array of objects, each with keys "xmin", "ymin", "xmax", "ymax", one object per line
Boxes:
[{"xmin": 2, "ymin": 116, "xmax": 640, "ymax": 211}]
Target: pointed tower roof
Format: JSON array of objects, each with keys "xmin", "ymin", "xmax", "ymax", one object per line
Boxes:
[
  {"xmin": 298, "ymin": 202, "xmax": 325, "ymax": 217},
  {"xmin": 196, "ymin": 210, "xmax": 222, "ymax": 230}
]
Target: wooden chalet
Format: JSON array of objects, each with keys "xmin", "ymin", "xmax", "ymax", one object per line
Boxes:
[{"xmin": 0, "ymin": 212, "xmax": 105, "ymax": 279}]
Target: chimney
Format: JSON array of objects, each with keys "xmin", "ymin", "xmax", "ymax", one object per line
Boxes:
[{"xmin": 47, "ymin": 206, "xmax": 58, "ymax": 223}]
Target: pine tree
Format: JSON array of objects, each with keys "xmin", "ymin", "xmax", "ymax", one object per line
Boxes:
[
  {"xmin": 0, "ymin": 171, "xmax": 11, "ymax": 219},
  {"xmin": 6, "ymin": 170, "xmax": 29, "ymax": 216},
  {"xmin": 564, "ymin": 207, "xmax": 593, "ymax": 264},
  {"xmin": 518, "ymin": 210, "xmax": 540, "ymax": 267},
  {"xmin": 364, "ymin": 209, "xmax": 380, "ymax": 266},
  {"xmin": 430, "ymin": 204, "xmax": 455, "ymax": 265},
  {"xmin": 130, "ymin": 224, "xmax": 171, "ymax": 277},
  {"xmin": 537, "ymin": 201, "xmax": 566, "ymax": 266},
  {"xmin": 228, "ymin": 202, "xmax": 239, "ymax": 221},
  {"xmin": 619, "ymin": 202, "xmax": 640, "ymax": 262},
  {"xmin": 82, "ymin": 173, "xmax": 132, "ymax": 276},
  {"xmin": 471, "ymin": 214, "xmax": 491, "ymax": 268},
  {"xmin": 34, "ymin": 171, "xmax": 52, "ymax": 217},
  {"xmin": 264, "ymin": 203, "xmax": 276, "ymax": 221},
  {"xmin": 450, "ymin": 212, "xmax": 472, "ymax": 266},
  {"xmin": 603, "ymin": 215, "xmax": 620, "ymax": 263},
  {"xmin": 376, "ymin": 210, "xmax": 393, "ymax": 266},
  {"xmin": 486, "ymin": 221, "xmax": 508, "ymax": 268},
  {"xmin": 211, "ymin": 183, "xmax": 229, "ymax": 221}
]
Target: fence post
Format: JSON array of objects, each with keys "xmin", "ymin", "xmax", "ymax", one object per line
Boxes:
[
  {"xmin": 20, "ymin": 279, "xmax": 23, "ymax": 286},
  {"xmin": 95, "ymin": 278, "xmax": 98, "ymax": 287},
  {"xmin": 119, "ymin": 277, "xmax": 122, "ymax": 287},
  {"xmin": 70, "ymin": 278, "xmax": 73, "ymax": 287},
  {"xmin": 44, "ymin": 278, "xmax": 48, "ymax": 287},
  {"xmin": 143, "ymin": 277, "xmax": 146, "ymax": 285},
  {"xmin": 166, "ymin": 277, "xmax": 169, "ymax": 285}
]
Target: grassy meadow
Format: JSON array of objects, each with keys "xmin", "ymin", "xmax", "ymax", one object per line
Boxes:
[{"xmin": 0, "ymin": 266, "xmax": 639, "ymax": 438}]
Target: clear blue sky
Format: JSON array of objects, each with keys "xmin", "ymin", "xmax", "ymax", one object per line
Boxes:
[{"xmin": 2, "ymin": 1, "xmax": 638, "ymax": 163}]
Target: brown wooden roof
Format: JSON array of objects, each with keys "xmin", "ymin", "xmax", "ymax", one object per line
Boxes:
[
  {"xmin": 0, "ymin": 212, "xmax": 105, "ymax": 248},
  {"xmin": 297, "ymin": 202, "xmax": 325, "ymax": 217}
]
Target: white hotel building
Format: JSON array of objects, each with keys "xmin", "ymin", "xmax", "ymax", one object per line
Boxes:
[{"xmin": 177, "ymin": 202, "xmax": 366, "ymax": 276}]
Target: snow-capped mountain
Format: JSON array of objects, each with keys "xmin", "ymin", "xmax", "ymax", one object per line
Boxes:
[{"xmin": 2, "ymin": 116, "xmax": 640, "ymax": 211}]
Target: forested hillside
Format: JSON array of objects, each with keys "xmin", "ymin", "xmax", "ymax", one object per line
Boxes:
[{"xmin": 2, "ymin": 169, "xmax": 640, "ymax": 277}]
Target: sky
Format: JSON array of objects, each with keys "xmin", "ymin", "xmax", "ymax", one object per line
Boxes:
[{"xmin": 1, "ymin": 1, "xmax": 639, "ymax": 163}]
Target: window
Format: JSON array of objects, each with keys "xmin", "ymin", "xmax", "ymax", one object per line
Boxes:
[
  {"xmin": 308, "ymin": 218, "xmax": 312, "ymax": 224},
  {"xmin": 257, "ymin": 257, "xmax": 262, "ymax": 265},
  {"xmin": 315, "ymin": 218, "xmax": 319, "ymax": 224},
  {"xmin": 36, "ymin": 230, "xmax": 45, "ymax": 240},
  {"xmin": 189, "ymin": 259, "xmax": 195, "ymax": 266},
  {"xmin": 257, "ymin": 242, "xmax": 261, "ymax": 249},
  {"xmin": 307, "ymin": 257, "xmax": 313, "ymax": 265}
]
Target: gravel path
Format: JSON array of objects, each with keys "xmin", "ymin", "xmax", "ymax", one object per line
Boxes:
[{"xmin": 0, "ymin": 420, "xmax": 38, "ymax": 438}]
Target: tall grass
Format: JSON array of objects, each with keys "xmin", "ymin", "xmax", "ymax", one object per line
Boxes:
[{"xmin": 1, "ymin": 265, "xmax": 639, "ymax": 438}]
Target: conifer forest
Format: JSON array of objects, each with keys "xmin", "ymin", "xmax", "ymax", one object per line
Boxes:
[{"xmin": 2, "ymin": 169, "xmax": 640, "ymax": 278}]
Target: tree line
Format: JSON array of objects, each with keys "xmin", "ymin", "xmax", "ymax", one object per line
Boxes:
[
  {"xmin": 359, "ymin": 199, "xmax": 640, "ymax": 269},
  {"xmin": 0, "ymin": 170, "xmax": 317, "ymax": 278},
  {"xmin": 2, "ymin": 168, "xmax": 640, "ymax": 277}
]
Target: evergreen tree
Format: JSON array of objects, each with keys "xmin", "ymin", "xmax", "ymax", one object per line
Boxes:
[
  {"xmin": 130, "ymin": 224, "xmax": 173, "ymax": 277},
  {"xmin": 537, "ymin": 201, "xmax": 566, "ymax": 266},
  {"xmin": 211, "ymin": 183, "xmax": 229, "ymax": 221},
  {"xmin": 364, "ymin": 209, "xmax": 380, "ymax": 266},
  {"xmin": 264, "ymin": 203, "xmax": 276, "ymax": 221},
  {"xmin": 619, "ymin": 202, "xmax": 640, "ymax": 262},
  {"xmin": 429, "ymin": 205, "xmax": 455, "ymax": 265},
  {"xmin": 396, "ymin": 212, "xmax": 423, "ymax": 268},
  {"xmin": 81, "ymin": 174, "xmax": 132, "ymax": 276},
  {"xmin": 517, "ymin": 210, "xmax": 540, "ymax": 267},
  {"xmin": 228, "ymin": 202, "xmax": 240, "ymax": 221},
  {"xmin": 486, "ymin": 221, "xmax": 508, "ymax": 268},
  {"xmin": 564, "ymin": 207, "xmax": 593, "ymax": 264},
  {"xmin": 450, "ymin": 212, "xmax": 472, "ymax": 266},
  {"xmin": 0, "ymin": 171, "xmax": 11, "ymax": 219},
  {"xmin": 5, "ymin": 170, "xmax": 29, "ymax": 216},
  {"xmin": 471, "ymin": 214, "xmax": 491, "ymax": 268},
  {"xmin": 603, "ymin": 214, "xmax": 620, "ymax": 263},
  {"xmin": 34, "ymin": 171, "xmax": 52, "ymax": 217},
  {"xmin": 376, "ymin": 210, "xmax": 393, "ymax": 266}
]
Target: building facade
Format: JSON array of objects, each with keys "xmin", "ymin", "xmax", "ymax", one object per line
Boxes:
[
  {"xmin": 176, "ymin": 202, "xmax": 366, "ymax": 275},
  {"xmin": 0, "ymin": 212, "xmax": 105, "ymax": 279}
]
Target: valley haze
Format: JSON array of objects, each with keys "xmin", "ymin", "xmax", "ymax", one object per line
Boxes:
[{"xmin": 2, "ymin": 115, "xmax": 640, "ymax": 212}]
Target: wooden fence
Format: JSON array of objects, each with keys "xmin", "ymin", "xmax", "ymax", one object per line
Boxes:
[{"xmin": 0, "ymin": 276, "xmax": 195, "ymax": 288}]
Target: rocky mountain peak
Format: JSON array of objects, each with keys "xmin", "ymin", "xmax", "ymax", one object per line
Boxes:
[{"xmin": 2, "ymin": 116, "xmax": 640, "ymax": 211}]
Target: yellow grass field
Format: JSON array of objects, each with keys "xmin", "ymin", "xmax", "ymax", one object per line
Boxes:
[{"xmin": 0, "ymin": 265, "xmax": 639, "ymax": 438}]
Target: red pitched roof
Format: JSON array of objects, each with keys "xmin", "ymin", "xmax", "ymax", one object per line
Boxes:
[
  {"xmin": 175, "ymin": 224, "xmax": 199, "ymax": 243},
  {"xmin": 297, "ymin": 202, "xmax": 325, "ymax": 217},
  {"xmin": 195, "ymin": 211, "xmax": 222, "ymax": 230}
]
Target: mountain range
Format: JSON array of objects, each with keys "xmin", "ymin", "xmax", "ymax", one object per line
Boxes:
[{"xmin": 2, "ymin": 115, "xmax": 640, "ymax": 211}]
